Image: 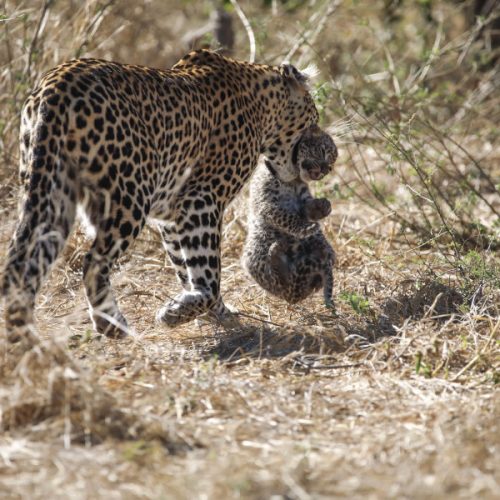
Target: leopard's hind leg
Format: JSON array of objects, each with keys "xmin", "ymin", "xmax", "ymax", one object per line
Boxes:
[
  {"xmin": 3, "ymin": 112, "xmax": 77, "ymax": 344},
  {"xmin": 81, "ymin": 188, "xmax": 148, "ymax": 339}
]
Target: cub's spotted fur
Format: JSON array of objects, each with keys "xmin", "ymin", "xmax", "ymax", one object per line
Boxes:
[{"xmin": 243, "ymin": 125, "xmax": 337, "ymax": 306}]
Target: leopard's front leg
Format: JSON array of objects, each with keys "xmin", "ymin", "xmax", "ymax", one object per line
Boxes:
[
  {"xmin": 156, "ymin": 196, "xmax": 231, "ymax": 327},
  {"xmin": 158, "ymin": 223, "xmax": 189, "ymax": 289}
]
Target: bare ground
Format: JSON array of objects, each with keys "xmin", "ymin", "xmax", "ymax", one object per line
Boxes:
[{"xmin": 1, "ymin": 192, "xmax": 498, "ymax": 499}]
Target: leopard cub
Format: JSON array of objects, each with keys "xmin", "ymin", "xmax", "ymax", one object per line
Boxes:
[{"xmin": 243, "ymin": 126, "xmax": 337, "ymax": 306}]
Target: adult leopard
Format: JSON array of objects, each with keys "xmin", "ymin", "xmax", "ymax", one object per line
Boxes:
[{"xmin": 2, "ymin": 49, "xmax": 326, "ymax": 343}]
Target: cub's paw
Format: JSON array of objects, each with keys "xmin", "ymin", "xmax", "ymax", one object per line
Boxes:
[{"xmin": 305, "ymin": 198, "xmax": 331, "ymax": 221}]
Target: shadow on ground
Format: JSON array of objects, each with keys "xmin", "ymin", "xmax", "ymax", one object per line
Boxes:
[
  {"xmin": 205, "ymin": 280, "xmax": 464, "ymax": 362},
  {"xmin": 381, "ymin": 280, "xmax": 463, "ymax": 324}
]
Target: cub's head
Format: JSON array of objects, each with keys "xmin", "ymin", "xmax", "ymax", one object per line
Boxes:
[{"xmin": 293, "ymin": 124, "xmax": 337, "ymax": 183}]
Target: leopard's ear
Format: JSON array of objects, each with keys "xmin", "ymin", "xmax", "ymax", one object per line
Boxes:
[
  {"xmin": 300, "ymin": 63, "xmax": 320, "ymax": 81},
  {"xmin": 279, "ymin": 63, "xmax": 311, "ymax": 91}
]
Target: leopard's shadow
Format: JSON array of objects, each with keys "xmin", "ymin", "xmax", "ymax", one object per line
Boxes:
[
  {"xmin": 202, "ymin": 323, "xmax": 342, "ymax": 361},
  {"xmin": 203, "ymin": 280, "xmax": 462, "ymax": 362},
  {"xmin": 202, "ymin": 313, "xmax": 395, "ymax": 362}
]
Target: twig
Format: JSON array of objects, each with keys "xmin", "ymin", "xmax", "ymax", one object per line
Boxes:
[
  {"xmin": 406, "ymin": 20, "xmax": 443, "ymax": 92},
  {"xmin": 451, "ymin": 319, "xmax": 499, "ymax": 381},
  {"xmin": 235, "ymin": 311, "xmax": 285, "ymax": 328},
  {"xmin": 294, "ymin": 359, "xmax": 365, "ymax": 370},
  {"xmin": 229, "ymin": 0, "xmax": 255, "ymax": 63},
  {"xmin": 74, "ymin": 0, "xmax": 115, "ymax": 58},
  {"xmin": 286, "ymin": 0, "xmax": 342, "ymax": 66},
  {"xmin": 26, "ymin": 0, "xmax": 53, "ymax": 81}
]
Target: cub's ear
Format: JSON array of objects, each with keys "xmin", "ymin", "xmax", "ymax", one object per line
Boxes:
[{"xmin": 279, "ymin": 63, "xmax": 311, "ymax": 91}]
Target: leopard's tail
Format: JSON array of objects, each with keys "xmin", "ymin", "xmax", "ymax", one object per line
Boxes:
[{"xmin": 2, "ymin": 97, "xmax": 77, "ymax": 342}]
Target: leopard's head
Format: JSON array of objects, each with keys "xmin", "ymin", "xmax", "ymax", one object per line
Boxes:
[
  {"xmin": 261, "ymin": 64, "xmax": 320, "ymax": 182},
  {"xmin": 293, "ymin": 124, "xmax": 337, "ymax": 183}
]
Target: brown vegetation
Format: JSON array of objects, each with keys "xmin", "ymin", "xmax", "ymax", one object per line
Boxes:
[{"xmin": 0, "ymin": 1, "xmax": 499, "ymax": 498}]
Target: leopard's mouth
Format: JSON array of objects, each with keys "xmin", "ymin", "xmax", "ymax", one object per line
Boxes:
[{"xmin": 264, "ymin": 139, "xmax": 303, "ymax": 182}]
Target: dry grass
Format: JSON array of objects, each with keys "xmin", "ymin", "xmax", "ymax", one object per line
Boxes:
[{"xmin": 1, "ymin": 1, "xmax": 499, "ymax": 498}]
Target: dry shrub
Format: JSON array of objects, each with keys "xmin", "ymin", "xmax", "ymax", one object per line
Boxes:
[
  {"xmin": 0, "ymin": 339, "xmax": 183, "ymax": 450},
  {"xmin": 317, "ymin": 1, "xmax": 500, "ymax": 251}
]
